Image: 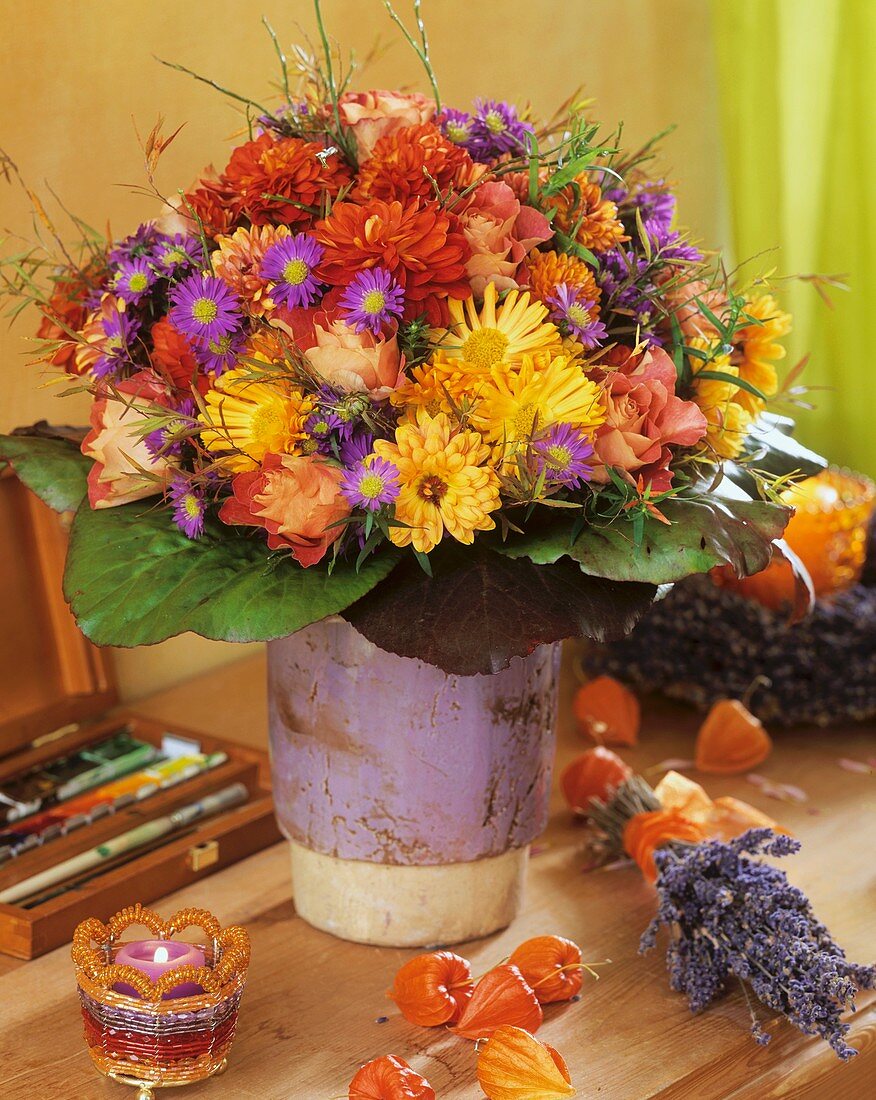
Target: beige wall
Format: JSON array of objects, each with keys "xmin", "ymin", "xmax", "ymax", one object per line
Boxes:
[{"xmin": 1, "ymin": 0, "xmax": 725, "ymax": 700}]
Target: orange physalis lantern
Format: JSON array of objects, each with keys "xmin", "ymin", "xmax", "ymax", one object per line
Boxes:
[
  {"xmin": 450, "ymin": 964, "xmax": 543, "ymax": 1040},
  {"xmin": 477, "ymin": 1025, "xmax": 577, "ymax": 1100},
  {"xmin": 694, "ymin": 699, "xmax": 772, "ymax": 775},
  {"xmin": 348, "ymin": 1054, "xmax": 435, "ymax": 1099},
  {"xmin": 560, "ymin": 747, "xmax": 632, "ymax": 815},
  {"xmin": 623, "ymin": 809, "xmax": 707, "ymax": 884},
  {"xmin": 572, "ymin": 675, "xmax": 640, "ymax": 746},
  {"xmin": 387, "ymin": 950, "xmax": 473, "ymax": 1026},
  {"xmin": 508, "ymin": 935, "xmax": 583, "ymax": 1004}
]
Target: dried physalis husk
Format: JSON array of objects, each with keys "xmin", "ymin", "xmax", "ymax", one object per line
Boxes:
[
  {"xmin": 450, "ymin": 964, "xmax": 543, "ymax": 1040},
  {"xmin": 560, "ymin": 747, "xmax": 632, "ymax": 816},
  {"xmin": 573, "ymin": 676, "xmax": 640, "ymax": 746},
  {"xmin": 387, "ymin": 950, "xmax": 472, "ymax": 1026},
  {"xmin": 477, "ymin": 1025, "xmax": 577, "ymax": 1099},
  {"xmin": 508, "ymin": 935, "xmax": 583, "ymax": 1004},
  {"xmin": 695, "ymin": 699, "xmax": 772, "ymax": 775},
  {"xmin": 623, "ymin": 809, "xmax": 707, "ymax": 884},
  {"xmin": 348, "ymin": 1054, "xmax": 435, "ymax": 1100}
]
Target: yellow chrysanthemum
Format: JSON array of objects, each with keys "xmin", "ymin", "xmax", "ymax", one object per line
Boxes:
[
  {"xmin": 733, "ymin": 293, "xmax": 792, "ymax": 413},
  {"xmin": 688, "ymin": 339, "xmax": 754, "ymax": 460},
  {"xmin": 199, "ymin": 368, "xmax": 313, "ymax": 472},
  {"xmin": 441, "ymin": 282, "xmax": 561, "ymax": 370},
  {"xmin": 527, "ymin": 250, "xmax": 601, "ymax": 313},
  {"xmin": 390, "ymin": 351, "xmax": 486, "ymax": 419},
  {"xmin": 470, "ymin": 353, "xmax": 605, "ymax": 452},
  {"xmin": 373, "ymin": 408, "xmax": 501, "ymax": 554}
]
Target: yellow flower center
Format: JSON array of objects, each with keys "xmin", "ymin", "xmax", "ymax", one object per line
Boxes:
[
  {"xmin": 512, "ymin": 402, "xmax": 538, "ymax": 439},
  {"xmin": 192, "ymin": 296, "xmax": 219, "ymax": 324},
  {"xmin": 417, "ymin": 474, "xmax": 448, "ymax": 503},
  {"xmin": 485, "ymin": 110, "xmax": 506, "ymax": 134},
  {"xmin": 282, "ymin": 258, "xmax": 310, "ymax": 285},
  {"xmin": 446, "ymin": 122, "xmax": 470, "ymax": 143},
  {"xmin": 566, "ymin": 302, "xmax": 591, "ymax": 328},
  {"xmin": 250, "ymin": 405, "xmax": 285, "ymax": 440},
  {"xmin": 209, "ymin": 334, "xmax": 232, "ymax": 355},
  {"xmin": 545, "ymin": 443, "xmax": 572, "ymax": 470},
  {"xmin": 128, "ymin": 272, "xmax": 149, "ymax": 292},
  {"xmin": 183, "ymin": 493, "xmax": 202, "ymax": 519},
  {"xmin": 164, "ymin": 247, "xmax": 188, "ymax": 265},
  {"xmin": 461, "ymin": 328, "xmax": 509, "ymax": 370},
  {"xmin": 361, "ymin": 289, "xmax": 387, "ymax": 315},
  {"xmin": 358, "ymin": 472, "xmax": 386, "ymax": 499}
]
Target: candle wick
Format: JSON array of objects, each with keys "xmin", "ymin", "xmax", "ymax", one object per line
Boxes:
[{"xmin": 154, "ymin": 946, "xmax": 169, "ymax": 964}]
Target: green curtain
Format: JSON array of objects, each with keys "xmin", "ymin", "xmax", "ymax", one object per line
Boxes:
[{"xmin": 711, "ymin": 0, "xmax": 875, "ymax": 477}]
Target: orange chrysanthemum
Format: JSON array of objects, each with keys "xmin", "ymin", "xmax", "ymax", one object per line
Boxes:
[
  {"xmin": 526, "ymin": 250, "xmax": 601, "ymax": 313},
  {"xmin": 223, "ymin": 133, "xmax": 352, "ymax": 228},
  {"xmin": 552, "ymin": 176, "xmax": 627, "ymax": 254},
  {"xmin": 213, "ymin": 224, "xmax": 290, "ymax": 317},
  {"xmin": 183, "ymin": 175, "xmax": 243, "ymax": 237},
  {"xmin": 150, "ymin": 317, "xmax": 205, "ymax": 396},
  {"xmin": 36, "ymin": 262, "xmax": 104, "ymax": 374},
  {"xmin": 356, "ymin": 122, "xmax": 478, "ymax": 203},
  {"xmin": 315, "ymin": 198, "xmax": 471, "ymax": 326}
]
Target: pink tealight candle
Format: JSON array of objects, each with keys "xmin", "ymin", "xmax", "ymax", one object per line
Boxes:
[{"xmin": 112, "ymin": 939, "xmax": 206, "ymax": 999}]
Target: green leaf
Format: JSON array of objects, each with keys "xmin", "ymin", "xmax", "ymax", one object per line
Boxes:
[
  {"xmin": 0, "ymin": 431, "xmax": 90, "ymax": 513},
  {"xmin": 495, "ymin": 495, "xmax": 792, "ymax": 584},
  {"xmin": 63, "ymin": 501, "xmax": 401, "ymax": 647},
  {"xmin": 693, "ymin": 369, "xmax": 769, "ymax": 403}
]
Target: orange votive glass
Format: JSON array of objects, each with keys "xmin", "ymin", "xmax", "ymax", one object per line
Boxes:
[{"xmin": 713, "ymin": 468, "xmax": 875, "ymax": 610}]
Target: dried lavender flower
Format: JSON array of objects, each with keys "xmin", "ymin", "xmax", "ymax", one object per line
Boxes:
[{"xmin": 642, "ymin": 828, "xmax": 875, "ymax": 1059}]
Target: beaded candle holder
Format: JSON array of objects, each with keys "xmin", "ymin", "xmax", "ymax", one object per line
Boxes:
[{"xmin": 72, "ymin": 904, "xmax": 250, "ymax": 1099}]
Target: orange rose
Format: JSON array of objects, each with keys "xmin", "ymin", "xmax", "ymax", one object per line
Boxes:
[
  {"xmin": 82, "ymin": 370, "xmax": 175, "ymax": 508},
  {"xmin": 590, "ymin": 346, "xmax": 707, "ymax": 492},
  {"xmin": 659, "ymin": 277, "xmax": 728, "ymax": 342},
  {"xmin": 304, "ymin": 309, "xmax": 405, "ymax": 398},
  {"xmin": 458, "ymin": 181, "xmax": 553, "ymax": 295},
  {"xmin": 218, "ymin": 453, "xmax": 350, "ymax": 567},
  {"xmin": 338, "ymin": 89, "xmax": 435, "ymax": 160}
]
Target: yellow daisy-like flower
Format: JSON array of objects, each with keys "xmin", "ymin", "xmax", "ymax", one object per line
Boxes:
[
  {"xmin": 373, "ymin": 408, "xmax": 501, "ymax": 554},
  {"xmin": 733, "ymin": 293, "xmax": 791, "ymax": 414},
  {"xmin": 688, "ymin": 339, "xmax": 754, "ymax": 460},
  {"xmin": 470, "ymin": 352, "xmax": 605, "ymax": 451},
  {"xmin": 390, "ymin": 352, "xmax": 485, "ymax": 419},
  {"xmin": 199, "ymin": 368, "xmax": 313, "ymax": 472},
  {"xmin": 441, "ymin": 282, "xmax": 561, "ymax": 370},
  {"xmin": 526, "ymin": 250, "xmax": 601, "ymax": 313}
]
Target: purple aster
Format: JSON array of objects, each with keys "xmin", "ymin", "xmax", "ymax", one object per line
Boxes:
[
  {"xmin": 440, "ymin": 107, "xmax": 475, "ymax": 147},
  {"xmin": 532, "ymin": 423, "xmax": 594, "ymax": 488},
  {"xmin": 546, "ymin": 283, "xmax": 608, "ymax": 349},
  {"xmin": 107, "ymin": 224, "xmax": 160, "ymax": 267},
  {"xmin": 340, "ymin": 456, "xmax": 400, "ymax": 512},
  {"xmin": 168, "ymin": 476, "xmax": 206, "ymax": 540},
  {"xmin": 645, "ymin": 219, "xmax": 703, "ymax": 264},
  {"xmin": 92, "ymin": 309, "xmax": 140, "ymax": 379},
  {"xmin": 145, "ymin": 400, "xmax": 197, "ymax": 460},
  {"xmin": 467, "ymin": 99, "xmax": 533, "ymax": 163},
  {"xmin": 113, "ymin": 257, "xmax": 156, "ymax": 305},
  {"xmin": 168, "ymin": 272, "xmax": 242, "ymax": 344},
  {"xmin": 193, "ymin": 329, "xmax": 246, "ymax": 376},
  {"xmin": 338, "ymin": 268, "xmax": 404, "ymax": 336},
  {"xmin": 153, "ymin": 233, "xmax": 204, "ymax": 274},
  {"xmin": 338, "ymin": 428, "xmax": 375, "ymax": 466},
  {"xmin": 304, "ymin": 406, "xmax": 345, "ymax": 455},
  {"xmin": 259, "ymin": 233, "xmax": 324, "ymax": 309}
]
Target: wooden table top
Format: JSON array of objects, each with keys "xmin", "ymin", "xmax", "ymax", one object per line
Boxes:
[{"xmin": 1, "ymin": 649, "xmax": 873, "ymax": 1099}]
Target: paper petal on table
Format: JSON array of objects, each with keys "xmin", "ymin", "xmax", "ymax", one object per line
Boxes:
[
  {"xmin": 477, "ymin": 1026, "xmax": 577, "ymax": 1100},
  {"xmin": 450, "ymin": 965, "xmax": 543, "ymax": 1040},
  {"xmin": 837, "ymin": 757, "xmax": 873, "ymax": 775},
  {"xmin": 387, "ymin": 951, "xmax": 473, "ymax": 1026},
  {"xmin": 348, "ymin": 1055, "xmax": 435, "ymax": 1100},
  {"xmin": 746, "ymin": 773, "xmax": 809, "ymax": 803}
]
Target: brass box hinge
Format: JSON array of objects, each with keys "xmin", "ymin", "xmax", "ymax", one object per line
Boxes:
[{"xmin": 187, "ymin": 840, "xmax": 220, "ymax": 872}]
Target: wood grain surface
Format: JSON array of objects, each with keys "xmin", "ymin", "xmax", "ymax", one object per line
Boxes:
[{"xmin": 1, "ymin": 647, "xmax": 872, "ymax": 1099}]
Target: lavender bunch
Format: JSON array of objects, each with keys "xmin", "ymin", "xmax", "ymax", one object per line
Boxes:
[{"xmin": 641, "ymin": 828, "xmax": 875, "ymax": 1059}]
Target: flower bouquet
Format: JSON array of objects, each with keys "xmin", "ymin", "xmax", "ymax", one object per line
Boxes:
[{"xmin": 0, "ymin": 2, "xmax": 821, "ymax": 944}]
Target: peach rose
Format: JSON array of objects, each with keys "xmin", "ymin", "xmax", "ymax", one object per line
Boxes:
[
  {"xmin": 590, "ymin": 346, "xmax": 708, "ymax": 492},
  {"xmin": 218, "ymin": 453, "xmax": 350, "ymax": 567},
  {"xmin": 659, "ymin": 277, "xmax": 729, "ymax": 342},
  {"xmin": 304, "ymin": 309, "xmax": 405, "ymax": 398},
  {"xmin": 458, "ymin": 181, "xmax": 553, "ymax": 294},
  {"xmin": 338, "ymin": 89, "xmax": 436, "ymax": 160},
  {"xmin": 82, "ymin": 370, "xmax": 175, "ymax": 508}
]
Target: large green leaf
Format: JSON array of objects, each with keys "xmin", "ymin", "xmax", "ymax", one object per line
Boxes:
[
  {"xmin": 496, "ymin": 495, "xmax": 792, "ymax": 584},
  {"xmin": 343, "ymin": 544, "xmax": 657, "ymax": 675},
  {"xmin": 0, "ymin": 430, "xmax": 90, "ymax": 513},
  {"xmin": 63, "ymin": 501, "xmax": 401, "ymax": 647}
]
